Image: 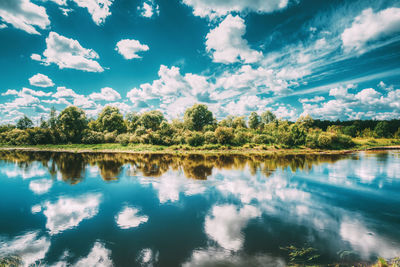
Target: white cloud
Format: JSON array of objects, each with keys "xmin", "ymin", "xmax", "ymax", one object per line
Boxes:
[
  {"xmin": 0, "ymin": 23, "xmax": 7, "ymax": 29},
  {"xmin": 73, "ymin": 242, "xmax": 113, "ymax": 266},
  {"xmin": 115, "ymin": 206, "xmax": 148, "ymax": 229},
  {"xmin": 1, "ymin": 89, "xmax": 18, "ymax": 96},
  {"xmin": 0, "ymin": 0, "xmax": 50, "ymax": 34},
  {"xmin": 89, "ymin": 87, "xmax": 121, "ymax": 101},
  {"xmin": 115, "ymin": 39, "xmax": 149, "ymax": 59},
  {"xmin": 46, "ymin": 0, "xmax": 67, "ymax": 5},
  {"xmin": 341, "ymin": 7, "xmax": 400, "ymax": 52},
  {"xmin": 137, "ymin": 248, "xmax": 159, "ymax": 266},
  {"xmin": 138, "ymin": 0, "xmax": 159, "ymax": 18},
  {"xmin": 71, "ymin": 0, "xmax": 113, "ymax": 25},
  {"xmin": 182, "ymin": 0, "xmax": 290, "ymax": 19},
  {"xmin": 40, "ymin": 193, "xmax": 102, "ymax": 235},
  {"xmin": 32, "ymin": 32, "xmax": 104, "ymax": 72},
  {"xmin": 137, "ymin": 171, "xmax": 206, "ymax": 203},
  {"xmin": 29, "ymin": 179, "xmax": 53, "ymax": 194},
  {"xmin": 183, "ymin": 247, "xmax": 285, "ymax": 267},
  {"xmin": 29, "ymin": 73, "xmax": 55, "ymax": 88},
  {"xmin": 299, "ymin": 96, "xmax": 325, "ymax": 103},
  {"xmin": 302, "ymin": 83, "xmax": 400, "ymax": 120},
  {"xmin": 0, "ymin": 231, "xmax": 50, "ymax": 267},
  {"xmin": 340, "ymin": 218, "xmax": 400, "ymax": 259},
  {"xmin": 204, "ymin": 204, "xmax": 261, "ymax": 251},
  {"xmin": 205, "ymin": 15, "xmax": 262, "ymax": 64}
]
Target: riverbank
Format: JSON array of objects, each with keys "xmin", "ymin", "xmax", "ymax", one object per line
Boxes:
[{"xmin": 0, "ymin": 138, "xmax": 399, "ymax": 155}]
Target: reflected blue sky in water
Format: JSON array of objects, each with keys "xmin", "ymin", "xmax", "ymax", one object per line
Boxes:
[{"xmin": 0, "ymin": 151, "xmax": 399, "ymax": 266}]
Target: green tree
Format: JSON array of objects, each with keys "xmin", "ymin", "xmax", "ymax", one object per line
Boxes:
[
  {"xmin": 48, "ymin": 107, "xmax": 57, "ymax": 129},
  {"xmin": 126, "ymin": 112, "xmax": 140, "ymax": 132},
  {"xmin": 215, "ymin": 126, "xmax": 234, "ymax": 145},
  {"xmin": 248, "ymin": 112, "xmax": 261, "ymax": 129},
  {"xmin": 57, "ymin": 106, "xmax": 88, "ymax": 143},
  {"xmin": 97, "ymin": 106, "xmax": 127, "ymax": 134},
  {"xmin": 184, "ymin": 104, "xmax": 214, "ymax": 131},
  {"xmin": 16, "ymin": 115, "xmax": 33, "ymax": 130},
  {"xmin": 374, "ymin": 121, "xmax": 390, "ymax": 138},
  {"xmin": 261, "ymin": 110, "xmax": 276, "ymax": 125},
  {"xmin": 138, "ymin": 110, "xmax": 165, "ymax": 131}
]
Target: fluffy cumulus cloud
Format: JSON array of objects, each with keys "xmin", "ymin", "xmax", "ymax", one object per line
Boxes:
[
  {"xmin": 301, "ymin": 83, "xmax": 400, "ymax": 120},
  {"xmin": 32, "ymin": 32, "xmax": 104, "ymax": 72},
  {"xmin": 182, "ymin": 0, "xmax": 290, "ymax": 19},
  {"xmin": 29, "ymin": 178, "xmax": 53, "ymax": 194},
  {"xmin": 39, "ymin": 193, "xmax": 102, "ymax": 235},
  {"xmin": 28, "ymin": 73, "xmax": 54, "ymax": 88},
  {"xmin": 89, "ymin": 87, "xmax": 121, "ymax": 101},
  {"xmin": 206, "ymin": 15, "xmax": 263, "ymax": 64},
  {"xmin": 138, "ymin": 0, "xmax": 159, "ymax": 18},
  {"xmin": 54, "ymin": 242, "xmax": 113, "ymax": 266},
  {"xmin": 115, "ymin": 206, "xmax": 148, "ymax": 229},
  {"xmin": 71, "ymin": 0, "xmax": 114, "ymax": 25},
  {"xmin": 341, "ymin": 7, "xmax": 400, "ymax": 52},
  {"xmin": 115, "ymin": 39, "xmax": 149, "ymax": 59},
  {"xmin": 0, "ymin": 0, "xmax": 50, "ymax": 34},
  {"xmin": 204, "ymin": 204, "xmax": 261, "ymax": 251}
]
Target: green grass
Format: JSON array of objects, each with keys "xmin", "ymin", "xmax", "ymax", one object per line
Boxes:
[{"xmin": 0, "ymin": 138, "xmax": 399, "ymax": 155}]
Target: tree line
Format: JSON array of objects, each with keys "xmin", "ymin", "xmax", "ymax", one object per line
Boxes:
[{"xmin": 0, "ymin": 104, "xmax": 399, "ymax": 149}]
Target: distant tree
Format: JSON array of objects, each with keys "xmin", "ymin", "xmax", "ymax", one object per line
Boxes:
[
  {"xmin": 16, "ymin": 115, "xmax": 33, "ymax": 130},
  {"xmin": 184, "ymin": 104, "xmax": 214, "ymax": 131},
  {"xmin": 296, "ymin": 115, "xmax": 314, "ymax": 130},
  {"xmin": 261, "ymin": 110, "xmax": 277, "ymax": 125},
  {"xmin": 138, "ymin": 110, "xmax": 165, "ymax": 131},
  {"xmin": 48, "ymin": 107, "xmax": 58, "ymax": 129},
  {"xmin": 57, "ymin": 106, "xmax": 88, "ymax": 143},
  {"xmin": 374, "ymin": 121, "xmax": 390, "ymax": 138},
  {"xmin": 232, "ymin": 116, "xmax": 247, "ymax": 129},
  {"xmin": 126, "ymin": 111, "xmax": 140, "ymax": 132},
  {"xmin": 248, "ymin": 112, "xmax": 261, "ymax": 129},
  {"xmin": 97, "ymin": 106, "xmax": 126, "ymax": 134}
]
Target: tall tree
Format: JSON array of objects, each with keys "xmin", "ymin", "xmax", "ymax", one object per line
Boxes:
[
  {"xmin": 97, "ymin": 106, "xmax": 127, "ymax": 133},
  {"xmin": 138, "ymin": 110, "xmax": 165, "ymax": 131},
  {"xmin": 261, "ymin": 110, "xmax": 277, "ymax": 124},
  {"xmin": 184, "ymin": 104, "xmax": 214, "ymax": 131},
  {"xmin": 16, "ymin": 115, "xmax": 33, "ymax": 130},
  {"xmin": 248, "ymin": 112, "xmax": 261, "ymax": 129},
  {"xmin": 57, "ymin": 106, "xmax": 88, "ymax": 143}
]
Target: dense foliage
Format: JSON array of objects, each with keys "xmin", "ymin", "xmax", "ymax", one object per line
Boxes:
[{"xmin": 1, "ymin": 104, "xmax": 399, "ymax": 149}]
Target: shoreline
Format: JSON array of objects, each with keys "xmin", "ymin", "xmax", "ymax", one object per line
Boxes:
[{"xmin": 0, "ymin": 144, "xmax": 399, "ymax": 155}]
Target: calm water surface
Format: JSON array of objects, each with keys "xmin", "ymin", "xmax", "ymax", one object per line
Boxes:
[{"xmin": 0, "ymin": 150, "xmax": 399, "ymax": 266}]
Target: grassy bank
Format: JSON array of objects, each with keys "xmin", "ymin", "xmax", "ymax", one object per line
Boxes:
[{"xmin": 0, "ymin": 138, "xmax": 399, "ymax": 155}]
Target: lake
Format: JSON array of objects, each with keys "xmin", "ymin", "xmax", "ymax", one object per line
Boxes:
[{"xmin": 0, "ymin": 150, "xmax": 399, "ymax": 266}]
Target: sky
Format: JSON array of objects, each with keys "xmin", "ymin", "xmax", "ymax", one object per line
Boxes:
[{"xmin": 0, "ymin": 0, "xmax": 400, "ymax": 124}]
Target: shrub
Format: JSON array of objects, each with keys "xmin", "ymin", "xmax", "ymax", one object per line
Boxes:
[
  {"xmin": 252, "ymin": 134, "xmax": 273, "ymax": 145},
  {"xmin": 116, "ymin": 134, "xmax": 131, "ymax": 146},
  {"xmin": 204, "ymin": 131, "xmax": 217, "ymax": 144},
  {"xmin": 185, "ymin": 131, "xmax": 205, "ymax": 147},
  {"xmin": 82, "ymin": 130, "xmax": 105, "ymax": 144},
  {"xmin": 5, "ymin": 129, "xmax": 29, "ymax": 145},
  {"xmin": 234, "ymin": 131, "xmax": 250, "ymax": 145},
  {"xmin": 104, "ymin": 131, "xmax": 117, "ymax": 143},
  {"xmin": 317, "ymin": 132, "xmax": 354, "ymax": 149},
  {"xmin": 215, "ymin": 127, "xmax": 234, "ymax": 145}
]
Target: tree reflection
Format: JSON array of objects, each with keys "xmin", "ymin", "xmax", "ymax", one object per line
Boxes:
[{"xmin": 0, "ymin": 151, "xmax": 354, "ymax": 183}]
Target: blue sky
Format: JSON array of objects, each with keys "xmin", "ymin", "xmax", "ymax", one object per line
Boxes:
[{"xmin": 0, "ymin": 0, "xmax": 400, "ymax": 124}]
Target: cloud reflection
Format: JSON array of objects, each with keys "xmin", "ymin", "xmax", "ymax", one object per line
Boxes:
[
  {"xmin": 0, "ymin": 231, "xmax": 50, "ymax": 267},
  {"xmin": 205, "ymin": 204, "xmax": 261, "ymax": 251},
  {"xmin": 40, "ymin": 193, "xmax": 102, "ymax": 235},
  {"xmin": 115, "ymin": 206, "xmax": 148, "ymax": 229},
  {"xmin": 29, "ymin": 178, "xmax": 53, "ymax": 194}
]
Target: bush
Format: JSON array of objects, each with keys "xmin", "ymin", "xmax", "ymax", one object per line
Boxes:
[
  {"xmin": 185, "ymin": 131, "xmax": 205, "ymax": 147},
  {"xmin": 116, "ymin": 134, "xmax": 131, "ymax": 146},
  {"xmin": 215, "ymin": 127, "xmax": 234, "ymax": 145},
  {"xmin": 204, "ymin": 131, "xmax": 217, "ymax": 144},
  {"xmin": 252, "ymin": 134, "xmax": 273, "ymax": 145},
  {"xmin": 82, "ymin": 130, "xmax": 105, "ymax": 144},
  {"xmin": 4, "ymin": 129, "xmax": 30, "ymax": 145},
  {"xmin": 104, "ymin": 131, "xmax": 117, "ymax": 143},
  {"xmin": 234, "ymin": 131, "xmax": 250, "ymax": 145},
  {"xmin": 316, "ymin": 132, "xmax": 354, "ymax": 149},
  {"xmin": 27, "ymin": 128, "xmax": 53, "ymax": 145}
]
